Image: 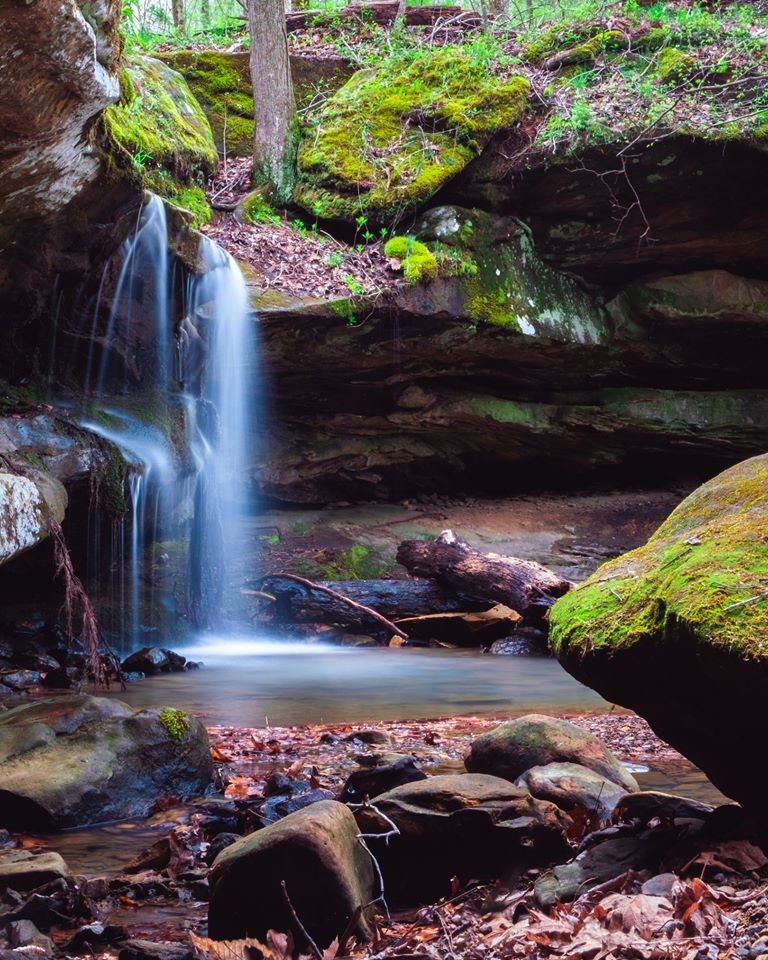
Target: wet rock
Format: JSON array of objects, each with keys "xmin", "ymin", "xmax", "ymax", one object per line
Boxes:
[
  {"xmin": 551, "ymin": 454, "xmax": 768, "ymax": 811},
  {"xmin": 66, "ymin": 922, "xmax": 126, "ymax": 952},
  {"xmin": 1, "ymin": 670, "xmax": 42, "ymax": 691},
  {"xmin": 7, "ymin": 919, "xmax": 54, "ymax": 956},
  {"xmin": 0, "ymin": 475, "xmax": 63, "ymax": 567},
  {"xmin": 121, "ymin": 647, "xmax": 186, "ymax": 676},
  {"xmin": 0, "ymin": 695, "xmax": 212, "ymax": 828},
  {"xmin": 343, "ymin": 729, "xmax": 392, "ymax": 745},
  {"xmin": 534, "ymin": 831, "xmax": 668, "ymax": 908},
  {"xmin": 340, "ymin": 756, "xmax": 427, "ymax": 803},
  {"xmin": 208, "ymin": 800, "xmax": 374, "ymax": 947},
  {"xmin": 465, "ymin": 714, "xmax": 638, "ymax": 791},
  {"xmin": 260, "ymin": 786, "xmax": 335, "ymax": 824},
  {"xmin": 0, "ymin": 852, "xmax": 69, "ymax": 892},
  {"xmin": 489, "ymin": 628, "xmax": 549, "ymax": 656},
  {"xmin": 515, "ymin": 762, "xmax": 629, "ymax": 821},
  {"xmin": 204, "ymin": 833, "xmax": 239, "ymax": 867},
  {"xmin": 125, "ymin": 839, "xmax": 170, "ymax": 875},
  {"xmin": 616, "ymin": 791, "xmax": 715, "ymax": 825},
  {"xmin": 119, "ymin": 941, "xmax": 193, "ymax": 960},
  {"xmin": 355, "ymin": 774, "xmax": 571, "ymax": 904}
]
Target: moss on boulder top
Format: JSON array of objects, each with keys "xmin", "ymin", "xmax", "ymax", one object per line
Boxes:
[
  {"xmin": 294, "ymin": 46, "xmax": 530, "ymax": 221},
  {"xmin": 550, "ymin": 454, "xmax": 768, "ymax": 658},
  {"xmin": 103, "ymin": 55, "xmax": 218, "ymax": 226},
  {"xmin": 550, "ymin": 454, "xmax": 768, "ymax": 808}
]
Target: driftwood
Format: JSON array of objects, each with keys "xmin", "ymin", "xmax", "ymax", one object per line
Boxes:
[
  {"xmin": 286, "ymin": 3, "xmax": 480, "ymax": 32},
  {"xmin": 256, "ymin": 576, "xmax": 485, "ymax": 624},
  {"xmin": 254, "ymin": 573, "xmax": 408, "ymax": 639},
  {"xmin": 396, "ymin": 530, "xmax": 572, "ymax": 621}
]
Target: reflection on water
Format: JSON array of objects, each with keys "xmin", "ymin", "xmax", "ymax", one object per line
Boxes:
[{"xmin": 110, "ymin": 636, "xmax": 609, "ymax": 727}]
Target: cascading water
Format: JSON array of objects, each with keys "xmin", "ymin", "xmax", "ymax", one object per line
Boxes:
[{"xmin": 72, "ymin": 194, "xmax": 256, "ymax": 651}]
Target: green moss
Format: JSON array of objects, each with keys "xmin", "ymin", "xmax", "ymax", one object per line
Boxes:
[
  {"xmin": 158, "ymin": 707, "xmax": 191, "ymax": 741},
  {"xmin": 296, "ymin": 47, "xmax": 529, "ymax": 222},
  {"xmin": 156, "ymin": 50, "xmax": 255, "ymax": 157},
  {"xmin": 384, "ymin": 235, "xmax": 438, "ymax": 283},
  {"xmin": 656, "ymin": 47, "xmax": 698, "ymax": 83},
  {"xmin": 103, "ymin": 54, "xmax": 217, "ymax": 225},
  {"xmin": 102, "ymin": 447, "xmax": 129, "ymax": 517},
  {"xmin": 319, "ymin": 544, "xmax": 390, "ymax": 579},
  {"xmin": 242, "ymin": 191, "xmax": 278, "ymax": 225},
  {"xmin": 550, "ymin": 454, "xmax": 768, "ymax": 660}
]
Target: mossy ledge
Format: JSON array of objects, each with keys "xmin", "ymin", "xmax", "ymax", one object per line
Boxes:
[
  {"xmin": 550, "ymin": 453, "xmax": 768, "ymax": 659},
  {"xmin": 294, "ymin": 47, "xmax": 530, "ymax": 221},
  {"xmin": 102, "ymin": 55, "xmax": 218, "ymax": 227}
]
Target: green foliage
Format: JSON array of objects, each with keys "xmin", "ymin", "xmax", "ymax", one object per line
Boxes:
[
  {"xmin": 103, "ymin": 55, "xmax": 217, "ymax": 226},
  {"xmin": 656, "ymin": 47, "xmax": 698, "ymax": 83},
  {"xmin": 242, "ymin": 192, "xmax": 280, "ymax": 225},
  {"xmin": 319, "ymin": 544, "xmax": 391, "ymax": 579},
  {"xmin": 158, "ymin": 707, "xmax": 191, "ymax": 741},
  {"xmin": 384, "ymin": 235, "xmax": 438, "ymax": 283},
  {"xmin": 295, "ymin": 44, "xmax": 529, "ymax": 221}
]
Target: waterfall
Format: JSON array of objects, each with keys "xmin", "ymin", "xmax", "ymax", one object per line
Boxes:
[{"xmin": 74, "ymin": 194, "xmax": 256, "ymax": 650}]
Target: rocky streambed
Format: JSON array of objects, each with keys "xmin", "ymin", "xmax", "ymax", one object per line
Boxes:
[{"xmin": 0, "ymin": 696, "xmax": 766, "ymax": 960}]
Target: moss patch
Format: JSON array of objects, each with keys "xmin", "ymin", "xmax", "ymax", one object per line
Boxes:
[
  {"xmin": 103, "ymin": 55, "xmax": 217, "ymax": 226},
  {"xmin": 159, "ymin": 707, "xmax": 191, "ymax": 741},
  {"xmin": 656, "ymin": 47, "xmax": 698, "ymax": 83},
  {"xmin": 295, "ymin": 47, "xmax": 530, "ymax": 221},
  {"xmin": 384, "ymin": 236, "xmax": 438, "ymax": 283},
  {"xmin": 550, "ymin": 454, "xmax": 768, "ymax": 659}
]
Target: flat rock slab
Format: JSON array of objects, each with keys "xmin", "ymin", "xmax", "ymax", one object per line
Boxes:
[
  {"xmin": 0, "ymin": 695, "xmax": 212, "ymax": 829},
  {"xmin": 0, "ymin": 851, "xmax": 69, "ymax": 891}
]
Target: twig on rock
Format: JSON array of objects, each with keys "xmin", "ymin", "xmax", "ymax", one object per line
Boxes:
[{"xmin": 280, "ymin": 879, "xmax": 323, "ymax": 960}]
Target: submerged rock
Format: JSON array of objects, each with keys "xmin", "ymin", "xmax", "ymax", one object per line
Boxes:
[
  {"xmin": 354, "ymin": 774, "xmax": 571, "ymax": 904},
  {"xmin": 465, "ymin": 714, "xmax": 638, "ymax": 792},
  {"xmin": 340, "ymin": 755, "xmax": 427, "ymax": 803},
  {"xmin": 208, "ymin": 800, "xmax": 374, "ymax": 948},
  {"xmin": 0, "ymin": 695, "xmax": 212, "ymax": 828},
  {"xmin": 121, "ymin": 647, "xmax": 187, "ymax": 676},
  {"xmin": 550, "ymin": 454, "xmax": 768, "ymax": 810}
]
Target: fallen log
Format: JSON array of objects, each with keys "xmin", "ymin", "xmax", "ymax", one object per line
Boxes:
[
  {"xmin": 253, "ymin": 576, "xmax": 485, "ymax": 625},
  {"xmin": 286, "ymin": 3, "xmax": 480, "ymax": 31},
  {"xmin": 396, "ymin": 530, "xmax": 572, "ymax": 621},
  {"xmin": 250, "ymin": 573, "xmax": 408, "ymax": 638}
]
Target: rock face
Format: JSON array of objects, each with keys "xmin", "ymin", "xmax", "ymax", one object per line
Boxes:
[
  {"xmin": 253, "ymin": 205, "xmax": 768, "ymax": 504},
  {"xmin": 551, "ymin": 454, "xmax": 768, "ymax": 811},
  {"xmin": 0, "ymin": 851, "xmax": 69, "ymax": 891},
  {"xmin": 0, "ymin": 695, "xmax": 212, "ymax": 828},
  {"xmin": 354, "ymin": 774, "xmax": 571, "ymax": 904},
  {"xmin": 465, "ymin": 715, "xmax": 638, "ymax": 792},
  {"xmin": 0, "ymin": 475, "xmax": 59, "ymax": 567},
  {"xmin": 208, "ymin": 800, "xmax": 374, "ymax": 948}
]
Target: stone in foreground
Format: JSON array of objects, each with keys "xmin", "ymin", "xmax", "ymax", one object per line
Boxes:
[
  {"xmin": 0, "ymin": 851, "xmax": 69, "ymax": 891},
  {"xmin": 0, "ymin": 696, "xmax": 212, "ymax": 829},
  {"xmin": 354, "ymin": 774, "xmax": 571, "ymax": 904},
  {"xmin": 465, "ymin": 714, "xmax": 637, "ymax": 791},
  {"xmin": 550, "ymin": 454, "xmax": 768, "ymax": 810},
  {"xmin": 515, "ymin": 762, "xmax": 630, "ymax": 821},
  {"xmin": 208, "ymin": 800, "xmax": 374, "ymax": 948}
]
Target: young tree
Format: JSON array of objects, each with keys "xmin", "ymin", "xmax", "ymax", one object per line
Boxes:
[
  {"xmin": 248, "ymin": 0, "xmax": 297, "ymax": 204},
  {"xmin": 171, "ymin": 0, "xmax": 186, "ymax": 31}
]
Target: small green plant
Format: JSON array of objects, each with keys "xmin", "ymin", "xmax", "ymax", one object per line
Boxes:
[
  {"xmin": 320, "ymin": 544, "xmax": 390, "ymax": 579},
  {"xmin": 159, "ymin": 707, "xmax": 190, "ymax": 741},
  {"xmin": 384, "ymin": 235, "xmax": 438, "ymax": 283},
  {"xmin": 343, "ymin": 273, "xmax": 366, "ymax": 296},
  {"xmin": 242, "ymin": 193, "xmax": 279, "ymax": 225},
  {"xmin": 325, "ymin": 250, "xmax": 345, "ymax": 267}
]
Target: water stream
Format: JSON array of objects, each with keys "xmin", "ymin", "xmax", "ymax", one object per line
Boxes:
[{"xmin": 72, "ymin": 195, "xmax": 256, "ymax": 647}]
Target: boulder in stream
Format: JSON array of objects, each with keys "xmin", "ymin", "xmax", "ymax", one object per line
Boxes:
[
  {"xmin": 0, "ymin": 851, "xmax": 69, "ymax": 892},
  {"xmin": 465, "ymin": 714, "xmax": 638, "ymax": 791},
  {"xmin": 208, "ymin": 799, "xmax": 374, "ymax": 948},
  {"xmin": 515, "ymin": 762, "xmax": 630, "ymax": 822},
  {"xmin": 550, "ymin": 454, "xmax": 768, "ymax": 811},
  {"xmin": 354, "ymin": 773, "xmax": 571, "ymax": 904},
  {"xmin": 0, "ymin": 695, "xmax": 212, "ymax": 828}
]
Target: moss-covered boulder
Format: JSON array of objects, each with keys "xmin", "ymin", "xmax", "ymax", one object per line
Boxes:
[
  {"xmin": 551, "ymin": 454, "xmax": 768, "ymax": 809},
  {"xmin": 103, "ymin": 55, "xmax": 218, "ymax": 226},
  {"xmin": 295, "ymin": 48, "xmax": 529, "ymax": 221},
  {"xmin": 157, "ymin": 50, "xmax": 353, "ymax": 157}
]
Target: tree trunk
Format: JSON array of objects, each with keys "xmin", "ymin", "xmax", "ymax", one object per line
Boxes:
[
  {"xmin": 396, "ymin": 530, "xmax": 572, "ymax": 621},
  {"xmin": 393, "ymin": 0, "xmax": 407, "ymax": 30},
  {"xmin": 248, "ymin": 0, "xmax": 297, "ymax": 203},
  {"xmin": 171, "ymin": 0, "xmax": 185, "ymax": 32},
  {"xmin": 201, "ymin": 0, "xmax": 210, "ymax": 27}
]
